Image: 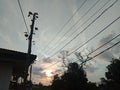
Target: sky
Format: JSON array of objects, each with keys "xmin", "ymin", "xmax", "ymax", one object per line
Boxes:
[{"xmin": 0, "ymin": 0, "xmax": 120, "ymax": 85}]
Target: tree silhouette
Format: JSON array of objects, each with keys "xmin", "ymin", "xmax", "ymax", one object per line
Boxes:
[
  {"xmin": 52, "ymin": 62, "xmax": 98, "ymax": 90},
  {"xmin": 52, "ymin": 74, "xmax": 64, "ymax": 90},
  {"xmin": 61, "ymin": 63, "xmax": 88, "ymax": 90},
  {"xmin": 99, "ymin": 58, "xmax": 120, "ymax": 90},
  {"xmin": 87, "ymin": 82, "xmax": 99, "ymax": 90},
  {"xmin": 105, "ymin": 58, "xmax": 120, "ymax": 83}
]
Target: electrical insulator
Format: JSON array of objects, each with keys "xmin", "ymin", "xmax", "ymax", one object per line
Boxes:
[
  {"xmin": 28, "ymin": 11, "xmax": 33, "ymax": 17},
  {"xmin": 35, "ymin": 27, "xmax": 38, "ymax": 30},
  {"xmin": 25, "ymin": 33, "xmax": 28, "ymax": 37}
]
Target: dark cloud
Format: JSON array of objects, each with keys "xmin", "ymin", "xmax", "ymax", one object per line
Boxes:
[
  {"xmin": 99, "ymin": 33, "xmax": 115, "ymax": 46},
  {"xmin": 42, "ymin": 57, "xmax": 53, "ymax": 63},
  {"xmin": 99, "ymin": 51, "xmax": 113, "ymax": 61},
  {"xmin": 32, "ymin": 67, "xmax": 46, "ymax": 77},
  {"xmin": 97, "ymin": 33, "xmax": 120, "ymax": 61},
  {"xmin": 111, "ymin": 41, "xmax": 120, "ymax": 55},
  {"xmin": 67, "ymin": 38, "xmax": 116, "ymax": 73}
]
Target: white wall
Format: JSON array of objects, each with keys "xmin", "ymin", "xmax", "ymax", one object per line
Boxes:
[{"xmin": 0, "ymin": 64, "xmax": 12, "ymax": 90}]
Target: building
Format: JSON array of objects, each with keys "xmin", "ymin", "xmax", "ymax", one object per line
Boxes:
[{"xmin": 0, "ymin": 48, "xmax": 36, "ymax": 90}]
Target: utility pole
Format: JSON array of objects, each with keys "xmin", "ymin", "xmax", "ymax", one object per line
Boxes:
[{"xmin": 24, "ymin": 11, "xmax": 38, "ymax": 89}]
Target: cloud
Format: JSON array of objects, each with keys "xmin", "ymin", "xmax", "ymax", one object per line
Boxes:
[
  {"xmin": 33, "ymin": 67, "xmax": 43, "ymax": 73},
  {"xmin": 32, "ymin": 57, "xmax": 62, "ymax": 79},
  {"xmin": 96, "ymin": 33, "xmax": 120, "ymax": 61},
  {"xmin": 53, "ymin": 69, "xmax": 63, "ymax": 74},
  {"xmin": 85, "ymin": 60, "xmax": 99, "ymax": 73},
  {"xmin": 98, "ymin": 51, "xmax": 113, "ymax": 61},
  {"xmin": 42, "ymin": 57, "xmax": 53, "ymax": 63},
  {"xmin": 99, "ymin": 33, "xmax": 115, "ymax": 46},
  {"xmin": 86, "ymin": 65, "xmax": 98, "ymax": 73},
  {"xmin": 32, "ymin": 67, "xmax": 46, "ymax": 77},
  {"xmin": 112, "ymin": 45, "xmax": 120, "ymax": 56},
  {"xmin": 32, "ymin": 74, "xmax": 52, "ymax": 85}
]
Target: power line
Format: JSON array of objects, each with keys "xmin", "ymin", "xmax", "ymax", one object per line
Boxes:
[
  {"xmin": 42, "ymin": 0, "xmax": 88, "ymax": 51},
  {"xmin": 42, "ymin": 16, "xmax": 120, "ymax": 70},
  {"xmin": 17, "ymin": 0, "xmax": 29, "ymax": 34},
  {"xmin": 70, "ymin": 15, "xmax": 120, "ymax": 55},
  {"xmin": 44, "ymin": 35, "xmax": 120, "ymax": 70},
  {"xmin": 47, "ymin": 0, "xmax": 100, "ymax": 53},
  {"xmin": 49, "ymin": 0, "xmax": 118, "ymax": 58},
  {"xmin": 57, "ymin": 40, "xmax": 120, "ymax": 75},
  {"xmin": 83, "ymin": 40, "xmax": 120, "ymax": 64},
  {"xmin": 88, "ymin": 33, "xmax": 120, "ymax": 55},
  {"xmin": 47, "ymin": 0, "xmax": 111, "ymax": 54},
  {"xmin": 41, "ymin": 0, "xmax": 119, "ymax": 69}
]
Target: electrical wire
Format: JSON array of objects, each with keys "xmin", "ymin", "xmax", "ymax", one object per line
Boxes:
[
  {"xmin": 88, "ymin": 33, "xmax": 120, "ymax": 56},
  {"xmin": 42, "ymin": 0, "xmax": 88, "ymax": 51},
  {"xmin": 17, "ymin": 0, "xmax": 29, "ymax": 34},
  {"xmin": 44, "ymin": 36, "xmax": 120, "ymax": 70},
  {"xmin": 47, "ymin": 0, "xmax": 100, "ymax": 52},
  {"xmin": 82, "ymin": 40, "xmax": 120, "ymax": 64},
  {"xmin": 47, "ymin": 0, "xmax": 111, "ymax": 54},
  {"xmin": 41, "ymin": 0, "xmax": 119, "ymax": 69},
  {"xmin": 49, "ymin": 0, "xmax": 118, "ymax": 58},
  {"xmin": 43, "ymin": 15, "xmax": 120, "ymax": 70},
  {"xmin": 70, "ymin": 15, "xmax": 120, "ymax": 55},
  {"xmin": 57, "ymin": 40, "xmax": 120, "ymax": 75}
]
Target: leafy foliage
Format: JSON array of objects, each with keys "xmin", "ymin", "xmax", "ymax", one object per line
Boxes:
[
  {"xmin": 105, "ymin": 58, "xmax": 120, "ymax": 83},
  {"xmin": 99, "ymin": 58, "xmax": 120, "ymax": 90},
  {"xmin": 51, "ymin": 62, "xmax": 98, "ymax": 90}
]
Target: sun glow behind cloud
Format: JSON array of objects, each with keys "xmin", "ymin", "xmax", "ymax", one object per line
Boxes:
[{"xmin": 44, "ymin": 70, "xmax": 53, "ymax": 77}]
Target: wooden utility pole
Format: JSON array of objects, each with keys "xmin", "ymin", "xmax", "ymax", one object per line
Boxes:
[{"xmin": 25, "ymin": 11, "xmax": 38, "ymax": 89}]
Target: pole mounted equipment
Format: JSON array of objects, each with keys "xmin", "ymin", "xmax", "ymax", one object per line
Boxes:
[{"xmin": 24, "ymin": 12, "xmax": 38, "ymax": 86}]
